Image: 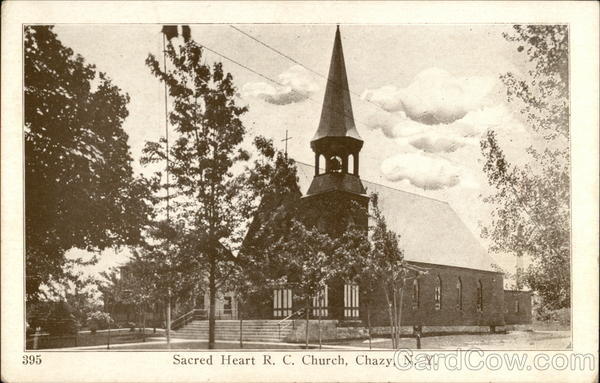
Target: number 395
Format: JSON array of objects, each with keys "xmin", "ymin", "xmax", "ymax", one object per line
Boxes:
[{"xmin": 23, "ymin": 354, "xmax": 42, "ymax": 365}]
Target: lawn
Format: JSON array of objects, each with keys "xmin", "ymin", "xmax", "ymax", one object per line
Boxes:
[
  {"xmin": 63, "ymin": 331, "xmax": 571, "ymax": 351},
  {"xmin": 339, "ymin": 330, "xmax": 572, "ymax": 350}
]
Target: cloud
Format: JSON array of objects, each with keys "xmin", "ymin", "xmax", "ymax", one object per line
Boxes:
[
  {"xmin": 242, "ymin": 65, "xmax": 318, "ymax": 105},
  {"xmin": 380, "ymin": 152, "xmax": 462, "ymax": 190},
  {"xmin": 365, "ymin": 102, "xmax": 522, "ymax": 153},
  {"xmin": 409, "ymin": 135, "xmax": 465, "ymax": 153},
  {"xmin": 362, "ymin": 68, "xmax": 496, "ymax": 125},
  {"xmin": 364, "ymin": 111, "xmax": 426, "ymax": 138}
]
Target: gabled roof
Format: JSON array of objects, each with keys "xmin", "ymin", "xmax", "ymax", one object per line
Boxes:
[
  {"xmin": 312, "ymin": 26, "xmax": 362, "ymax": 142},
  {"xmin": 295, "ymin": 162, "xmax": 498, "ymax": 272}
]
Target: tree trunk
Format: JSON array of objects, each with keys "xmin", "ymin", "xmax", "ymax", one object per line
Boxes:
[
  {"xmin": 305, "ymin": 301, "xmax": 310, "ymax": 349},
  {"xmin": 392, "ymin": 286, "xmax": 399, "ymax": 349},
  {"xmin": 367, "ymin": 300, "xmax": 372, "ymax": 350},
  {"xmin": 384, "ymin": 288, "xmax": 395, "ymax": 349},
  {"xmin": 318, "ymin": 295, "xmax": 322, "ymax": 350},
  {"xmin": 208, "ymin": 256, "xmax": 216, "ymax": 349},
  {"xmin": 166, "ymin": 292, "xmax": 171, "ymax": 348},
  {"xmin": 239, "ymin": 299, "xmax": 243, "ymax": 349},
  {"xmin": 142, "ymin": 310, "xmax": 146, "ymax": 342},
  {"xmin": 396, "ymin": 285, "xmax": 404, "ymax": 349}
]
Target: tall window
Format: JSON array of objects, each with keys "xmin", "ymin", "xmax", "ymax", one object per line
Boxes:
[
  {"xmin": 312, "ymin": 286, "xmax": 329, "ymax": 317},
  {"xmin": 223, "ymin": 296, "xmax": 232, "ymax": 315},
  {"xmin": 456, "ymin": 277, "xmax": 463, "ymax": 310},
  {"xmin": 476, "ymin": 280, "xmax": 483, "ymax": 312},
  {"xmin": 514, "ymin": 300, "xmax": 519, "ymax": 313},
  {"xmin": 434, "ymin": 275, "xmax": 442, "ymax": 310},
  {"xmin": 412, "ymin": 279, "xmax": 420, "ymax": 309},
  {"xmin": 344, "ymin": 284, "xmax": 360, "ymax": 318},
  {"xmin": 273, "ymin": 289, "xmax": 293, "ymax": 318}
]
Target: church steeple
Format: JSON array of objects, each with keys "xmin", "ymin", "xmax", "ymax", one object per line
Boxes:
[
  {"xmin": 306, "ymin": 26, "xmax": 366, "ymax": 197},
  {"xmin": 312, "ymin": 25, "xmax": 362, "ymax": 143}
]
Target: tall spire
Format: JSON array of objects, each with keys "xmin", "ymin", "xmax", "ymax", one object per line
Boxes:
[
  {"xmin": 312, "ymin": 25, "xmax": 362, "ymax": 142},
  {"xmin": 306, "ymin": 26, "xmax": 366, "ymax": 197}
]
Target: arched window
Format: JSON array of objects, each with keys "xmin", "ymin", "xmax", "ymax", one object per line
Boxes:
[
  {"xmin": 343, "ymin": 284, "xmax": 359, "ymax": 318},
  {"xmin": 348, "ymin": 153, "xmax": 354, "ymax": 174},
  {"xmin": 456, "ymin": 277, "xmax": 463, "ymax": 310},
  {"xmin": 312, "ymin": 286, "xmax": 329, "ymax": 318},
  {"xmin": 412, "ymin": 279, "xmax": 420, "ymax": 309},
  {"xmin": 476, "ymin": 280, "xmax": 483, "ymax": 312},
  {"xmin": 434, "ymin": 275, "xmax": 442, "ymax": 310},
  {"xmin": 273, "ymin": 288, "xmax": 293, "ymax": 318}
]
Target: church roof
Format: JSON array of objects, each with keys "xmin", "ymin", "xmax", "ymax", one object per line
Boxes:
[
  {"xmin": 312, "ymin": 26, "xmax": 362, "ymax": 142},
  {"xmin": 295, "ymin": 162, "xmax": 498, "ymax": 272}
]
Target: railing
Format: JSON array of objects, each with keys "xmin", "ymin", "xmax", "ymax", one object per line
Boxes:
[
  {"xmin": 171, "ymin": 308, "xmax": 235, "ymax": 330},
  {"xmin": 171, "ymin": 309, "xmax": 203, "ymax": 330},
  {"xmin": 277, "ymin": 308, "xmax": 305, "ymax": 339}
]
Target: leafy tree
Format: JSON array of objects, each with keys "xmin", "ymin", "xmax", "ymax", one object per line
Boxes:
[
  {"xmin": 337, "ymin": 193, "xmax": 426, "ymax": 349},
  {"xmin": 229, "ymin": 138, "xmax": 303, "ymax": 346},
  {"xmin": 367, "ymin": 193, "xmax": 426, "ymax": 349},
  {"xmin": 269, "ymin": 220, "xmax": 338, "ymax": 348},
  {"xmin": 133, "ymin": 220, "xmax": 207, "ymax": 343},
  {"xmin": 24, "ymin": 26, "xmax": 153, "ymax": 301},
  {"xmin": 481, "ymin": 25, "xmax": 570, "ymax": 309},
  {"xmin": 143, "ymin": 36, "xmax": 248, "ymax": 349}
]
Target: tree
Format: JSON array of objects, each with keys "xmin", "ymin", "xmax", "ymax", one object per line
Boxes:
[
  {"xmin": 24, "ymin": 26, "xmax": 153, "ymax": 301},
  {"xmin": 143, "ymin": 36, "xmax": 248, "ymax": 349},
  {"xmin": 230, "ymin": 137, "xmax": 304, "ymax": 346},
  {"xmin": 481, "ymin": 25, "xmax": 570, "ymax": 310},
  {"xmin": 335, "ymin": 225, "xmax": 373, "ymax": 346},
  {"xmin": 367, "ymin": 193, "xmax": 426, "ymax": 349},
  {"xmin": 269, "ymin": 220, "xmax": 338, "ymax": 348}
]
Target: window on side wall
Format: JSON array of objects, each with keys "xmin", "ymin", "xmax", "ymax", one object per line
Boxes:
[
  {"xmin": 412, "ymin": 279, "xmax": 420, "ymax": 310},
  {"xmin": 434, "ymin": 275, "xmax": 442, "ymax": 310},
  {"xmin": 476, "ymin": 280, "xmax": 483, "ymax": 312},
  {"xmin": 456, "ymin": 277, "xmax": 463, "ymax": 311}
]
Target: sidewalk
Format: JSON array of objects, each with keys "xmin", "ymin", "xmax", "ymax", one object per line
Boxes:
[{"xmin": 59, "ymin": 337, "xmax": 388, "ymax": 351}]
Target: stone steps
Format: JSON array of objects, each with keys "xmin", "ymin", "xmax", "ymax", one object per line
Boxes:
[{"xmin": 172, "ymin": 320, "xmax": 297, "ymax": 342}]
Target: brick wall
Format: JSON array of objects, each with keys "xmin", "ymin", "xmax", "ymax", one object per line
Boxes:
[
  {"xmin": 503, "ymin": 290, "xmax": 532, "ymax": 325},
  {"xmin": 362, "ymin": 262, "xmax": 506, "ymax": 327}
]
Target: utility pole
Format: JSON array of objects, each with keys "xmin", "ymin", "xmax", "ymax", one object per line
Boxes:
[{"xmin": 162, "ymin": 29, "xmax": 172, "ymax": 348}]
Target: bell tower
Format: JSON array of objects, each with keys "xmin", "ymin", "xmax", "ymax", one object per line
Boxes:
[
  {"xmin": 306, "ymin": 26, "xmax": 367, "ymax": 199},
  {"xmin": 300, "ymin": 26, "xmax": 369, "ymax": 322}
]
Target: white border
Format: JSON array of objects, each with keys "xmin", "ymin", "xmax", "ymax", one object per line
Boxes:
[{"xmin": 2, "ymin": 1, "xmax": 598, "ymax": 382}]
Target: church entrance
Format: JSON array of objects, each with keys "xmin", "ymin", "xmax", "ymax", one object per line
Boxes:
[{"xmin": 273, "ymin": 289, "xmax": 293, "ymax": 318}]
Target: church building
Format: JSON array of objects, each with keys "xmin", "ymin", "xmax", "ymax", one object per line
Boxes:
[
  {"xmin": 170, "ymin": 27, "xmax": 532, "ymax": 340},
  {"xmin": 261, "ymin": 26, "xmax": 532, "ymax": 335}
]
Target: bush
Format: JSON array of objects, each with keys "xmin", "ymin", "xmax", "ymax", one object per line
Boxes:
[
  {"xmin": 534, "ymin": 304, "xmax": 570, "ymax": 324},
  {"xmin": 87, "ymin": 311, "xmax": 114, "ymax": 333},
  {"xmin": 43, "ymin": 301, "xmax": 79, "ymax": 336}
]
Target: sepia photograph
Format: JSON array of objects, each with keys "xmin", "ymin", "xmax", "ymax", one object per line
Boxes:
[
  {"xmin": 23, "ymin": 22, "xmax": 570, "ymax": 351},
  {"xmin": 1, "ymin": 1, "xmax": 598, "ymax": 382}
]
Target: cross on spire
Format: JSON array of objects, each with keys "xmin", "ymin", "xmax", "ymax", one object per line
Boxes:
[{"xmin": 281, "ymin": 129, "xmax": 293, "ymax": 159}]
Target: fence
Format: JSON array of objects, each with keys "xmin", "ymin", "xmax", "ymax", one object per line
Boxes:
[{"xmin": 26, "ymin": 328, "xmax": 164, "ymax": 350}]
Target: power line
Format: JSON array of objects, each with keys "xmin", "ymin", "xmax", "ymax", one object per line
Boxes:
[
  {"xmin": 216, "ymin": 29, "xmax": 465, "ymax": 169},
  {"xmin": 197, "ymin": 40, "xmax": 379, "ymax": 143},
  {"xmin": 229, "ymin": 25, "xmax": 388, "ymax": 113}
]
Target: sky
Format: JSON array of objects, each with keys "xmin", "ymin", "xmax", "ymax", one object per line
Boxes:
[{"xmin": 52, "ymin": 24, "xmax": 537, "ymax": 283}]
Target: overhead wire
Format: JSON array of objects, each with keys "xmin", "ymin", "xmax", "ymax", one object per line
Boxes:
[
  {"xmin": 225, "ymin": 26, "xmax": 469, "ymax": 169},
  {"xmin": 196, "ymin": 40, "xmax": 387, "ymax": 164},
  {"xmin": 229, "ymin": 25, "xmax": 389, "ymax": 113}
]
